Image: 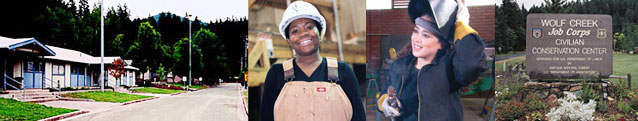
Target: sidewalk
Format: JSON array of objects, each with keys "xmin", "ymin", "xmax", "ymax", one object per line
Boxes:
[
  {"xmin": 38, "ymin": 87, "xmax": 187, "ymax": 121},
  {"xmin": 57, "ymin": 83, "xmax": 246, "ymax": 121},
  {"xmin": 39, "ymin": 101, "xmax": 121, "ymax": 113}
]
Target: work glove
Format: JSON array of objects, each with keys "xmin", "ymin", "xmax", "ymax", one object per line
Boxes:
[{"xmin": 382, "ymin": 96, "xmax": 401, "ymax": 118}]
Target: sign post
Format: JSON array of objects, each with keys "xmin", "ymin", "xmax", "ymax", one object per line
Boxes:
[{"xmin": 526, "ymin": 14, "xmax": 613, "ymax": 79}]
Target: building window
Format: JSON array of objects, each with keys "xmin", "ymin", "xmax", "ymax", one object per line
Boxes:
[
  {"xmin": 71, "ymin": 65, "xmax": 85, "ymax": 74},
  {"xmin": 52, "ymin": 64, "xmax": 65, "ymax": 75},
  {"xmin": 25, "ymin": 61, "xmax": 42, "ymax": 72}
]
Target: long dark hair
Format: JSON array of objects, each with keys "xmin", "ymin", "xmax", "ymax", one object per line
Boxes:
[{"xmin": 397, "ymin": 34, "xmax": 451, "ymax": 62}]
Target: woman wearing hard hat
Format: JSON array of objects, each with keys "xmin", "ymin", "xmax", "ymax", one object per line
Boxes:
[
  {"xmin": 259, "ymin": 1, "xmax": 365, "ymax": 121},
  {"xmin": 377, "ymin": 0, "xmax": 487, "ymax": 121}
]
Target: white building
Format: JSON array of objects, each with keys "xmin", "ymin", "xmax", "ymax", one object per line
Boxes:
[{"xmin": 1, "ymin": 36, "xmax": 138, "ymax": 90}]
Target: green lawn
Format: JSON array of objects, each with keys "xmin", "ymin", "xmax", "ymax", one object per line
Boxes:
[
  {"xmin": 496, "ymin": 51, "xmax": 525, "ymax": 57},
  {"xmin": 609, "ymin": 54, "xmax": 638, "ymax": 89},
  {"xmin": 131, "ymin": 87, "xmax": 184, "ymax": 94},
  {"xmin": 167, "ymin": 83, "xmax": 206, "ymax": 89},
  {"xmin": 496, "ymin": 53, "xmax": 638, "ymax": 89},
  {"xmin": 495, "ymin": 55, "xmax": 526, "ymax": 74},
  {"xmin": 0, "ymin": 98, "xmax": 77, "ymax": 121},
  {"xmin": 611, "ymin": 54, "xmax": 638, "ymax": 76},
  {"xmin": 61, "ymin": 91, "xmax": 153, "ymax": 103},
  {"xmin": 242, "ymin": 90, "xmax": 248, "ymax": 107}
]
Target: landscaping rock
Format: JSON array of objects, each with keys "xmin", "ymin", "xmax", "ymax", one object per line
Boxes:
[
  {"xmin": 569, "ymin": 85, "xmax": 583, "ymax": 92},
  {"xmin": 547, "ymin": 94, "xmax": 557, "ymax": 103},
  {"xmin": 521, "ymin": 81, "xmax": 619, "ymax": 104},
  {"xmin": 550, "ymin": 88, "xmax": 561, "ymax": 96}
]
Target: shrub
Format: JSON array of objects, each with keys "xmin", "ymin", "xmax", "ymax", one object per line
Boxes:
[
  {"xmin": 61, "ymin": 87, "xmax": 74, "ymax": 91},
  {"xmin": 152, "ymin": 84, "xmax": 184, "ymax": 90},
  {"xmin": 496, "ymin": 86, "xmax": 520, "ymax": 102},
  {"xmin": 525, "ymin": 95, "xmax": 546, "ymax": 111},
  {"xmin": 527, "ymin": 111, "xmax": 543, "ymax": 121},
  {"xmin": 629, "ymin": 92, "xmax": 638, "ymax": 111},
  {"xmin": 545, "ymin": 92, "xmax": 596, "ymax": 121},
  {"xmin": 615, "ymin": 79, "xmax": 630, "ymax": 99},
  {"xmin": 597, "ymin": 100, "xmax": 608, "ymax": 114},
  {"xmin": 618, "ymin": 100, "xmax": 632, "ymax": 114},
  {"xmin": 604, "ymin": 113, "xmax": 624, "ymax": 121},
  {"xmin": 579, "ymin": 82, "xmax": 599, "ymax": 103},
  {"xmin": 170, "ymin": 85, "xmax": 184, "ymax": 90},
  {"xmin": 500, "ymin": 101, "xmax": 526, "ymax": 120}
]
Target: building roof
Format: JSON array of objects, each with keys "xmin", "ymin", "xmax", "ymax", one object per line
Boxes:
[
  {"xmin": 0, "ymin": 36, "xmax": 56, "ymax": 56},
  {"xmin": 2, "ymin": 36, "xmax": 140, "ymax": 70},
  {"xmin": 44, "ymin": 45, "xmax": 96, "ymax": 64},
  {"xmin": 124, "ymin": 66, "xmax": 139, "ymax": 70},
  {"xmin": 44, "ymin": 45, "xmax": 127, "ymax": 65}
]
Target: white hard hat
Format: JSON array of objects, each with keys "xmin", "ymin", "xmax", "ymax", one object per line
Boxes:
[{"xmin": 279, "ymin": 1, "xmax": 326, "ymax": 41}]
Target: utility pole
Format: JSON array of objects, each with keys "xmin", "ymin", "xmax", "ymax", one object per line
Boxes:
[
  {"xmin": 187, "ymin": 14, "xmax": 193, "ymax": 88},
  {"xmin": 100, "ymin": 0, "xmax": 105, "ymax": 92}
]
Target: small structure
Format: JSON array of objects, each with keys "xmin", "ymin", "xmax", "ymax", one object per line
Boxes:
[
  {"xmin": 1, "ymin": 36, "xmax": 139, "ymax": 90},
  {"xmin": 1, "ymin": 36, "xmax": 56, "ymax": 90}
]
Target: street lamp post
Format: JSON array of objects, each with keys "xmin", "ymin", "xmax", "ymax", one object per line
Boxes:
[
  {"xmin": 187, "ymin": 14, "xmax": 193, "ymax": 89},
  {"xmin": 100, "ymin": 0, "xmax": 105, "ymax": 92}
]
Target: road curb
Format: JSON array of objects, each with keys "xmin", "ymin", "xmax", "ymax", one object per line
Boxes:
[
  {"xmin": 38, "ymin": 110, "xmax": 89, "ymax": 121},
  {"xmin": 240, "ymin": 88, "xmax": 248, "ymax": 115},
  {"xmin": 122, "ymin": 97, "xmax": 159, "ymax": 106},
  {"xmin": 170, "ymin": 91, "xmax": 188, "ymax": 96},
  {"xmin": 58, "ymin": 97, "xmax": 95, "ymax": 102}
]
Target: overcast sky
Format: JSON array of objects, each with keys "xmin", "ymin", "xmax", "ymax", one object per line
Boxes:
[
  {"xmin": 495, "ymin": 0, "xmax": 578, "ymax": 10},
  {"xmin": 367, "ymin": 0, "xmax": 497, "ymax": 10},
  {"xmin": 67, "ymin": 0, "xmax": 247, "ymax": 22}
]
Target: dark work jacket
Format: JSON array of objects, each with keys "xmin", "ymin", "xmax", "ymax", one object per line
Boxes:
[
  {"xmin": 382, "ymin": 33, "xmax": 487, "ymax": 121},
  {"xmin": 259, "ymin": 58, "xmax": 366, "ymax": 121},
  {"xmin": 385, "ymin": 55, "xmax": 420, "ymax": 121}
]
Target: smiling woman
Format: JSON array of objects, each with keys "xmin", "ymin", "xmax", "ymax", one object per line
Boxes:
[
  {"xmin": 286, "ymin": 18, "xmax": 321, "ymax": 57},
  {"xmin": 254, "ymin": 1, "xmax": 366, "ymax": 121},
  {"xmin": 374, "ymin": 0, "xmax": 489, "ymax": 121}
]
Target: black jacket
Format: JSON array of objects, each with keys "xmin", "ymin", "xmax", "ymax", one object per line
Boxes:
[{"xmin": 382, "ymin": 33, "xmax": 487, "ymax": 121}]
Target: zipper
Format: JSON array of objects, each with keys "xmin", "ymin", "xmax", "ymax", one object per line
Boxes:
[
  {"xmin": 397, "ymin": 75, "xmax": 405, "ymax": 98},
  {"xmin": 397, "ymin": 59, "xmax": 413, "ymax": 99},
  {"xmin": 416, "ymin": 66, "xmax": 423, "ymax": 121}
]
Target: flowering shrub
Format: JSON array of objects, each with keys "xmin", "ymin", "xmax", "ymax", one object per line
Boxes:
[
  {"xmin": 527, "ymin": 111, "xmax": 543, "ymax": 121},
  {"xmin": 496, "ymin": 86, "xmax": 520, "ymax": 102},
  {"xmin": 525, "ymin": 95, "xmax": 546, "ymax": 111},
  {"xmin": 604, "ymin": 114, "xmax": 624, "ymax": 121},
  {"xmin": 152, "ymin": 84, "xmax": 184, "ymax": 90},
  {"xmin": 500, "ymin": 101, "xmax": 526, "ymax": 120},
  {"xmin": 545, "ymin": 92, "xmax": 596, "ymax": 121},
  {"xmin": 169, "ymin": 85, "xmax": 184, "ymax": 90}
]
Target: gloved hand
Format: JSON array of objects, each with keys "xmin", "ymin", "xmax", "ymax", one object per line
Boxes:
[{"xmin": 382, "ymin": 96, "xmax": 401, "ymax": 118}]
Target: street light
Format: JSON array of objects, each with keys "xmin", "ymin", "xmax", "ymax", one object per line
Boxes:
[
  {"xmin": 100, "ymin": 0, "xmax": 105, "ymax": 92},
  {"xmin": 186, "ymin": 14, "xmax": 193, "ymax": 89}
]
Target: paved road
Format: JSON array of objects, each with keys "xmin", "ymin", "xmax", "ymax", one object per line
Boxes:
[{"xmin": 65, "ymin": 83, "xmax": 247, "ymax": 121}]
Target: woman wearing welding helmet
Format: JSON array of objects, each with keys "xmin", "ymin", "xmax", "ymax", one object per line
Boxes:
[
  {"xmin": 259, "ymin": 1, "xmax": 365, "ymax": 121},
  {"xmin": 377, "ymin": 0, "xmax": 487, "ymax": 120}
]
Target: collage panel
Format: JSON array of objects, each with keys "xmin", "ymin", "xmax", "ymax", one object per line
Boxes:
[
  {"xmin": 1, "ymin": 0, "xmax": 248, "ymax": 121},
  {"xmin": 247, "ymin": 0, "xmax": 367, "ymax": 121},
  {"xmin": 367, "ymin": 0, "xmax": 495, "ymax": 120},
  {"xmin": 494, "ymin": 0, "xmax": 638, "ymax": 121},
  {"xmin": 2, "ymin": 0, "xmax": 638, "ymax": 121}
]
